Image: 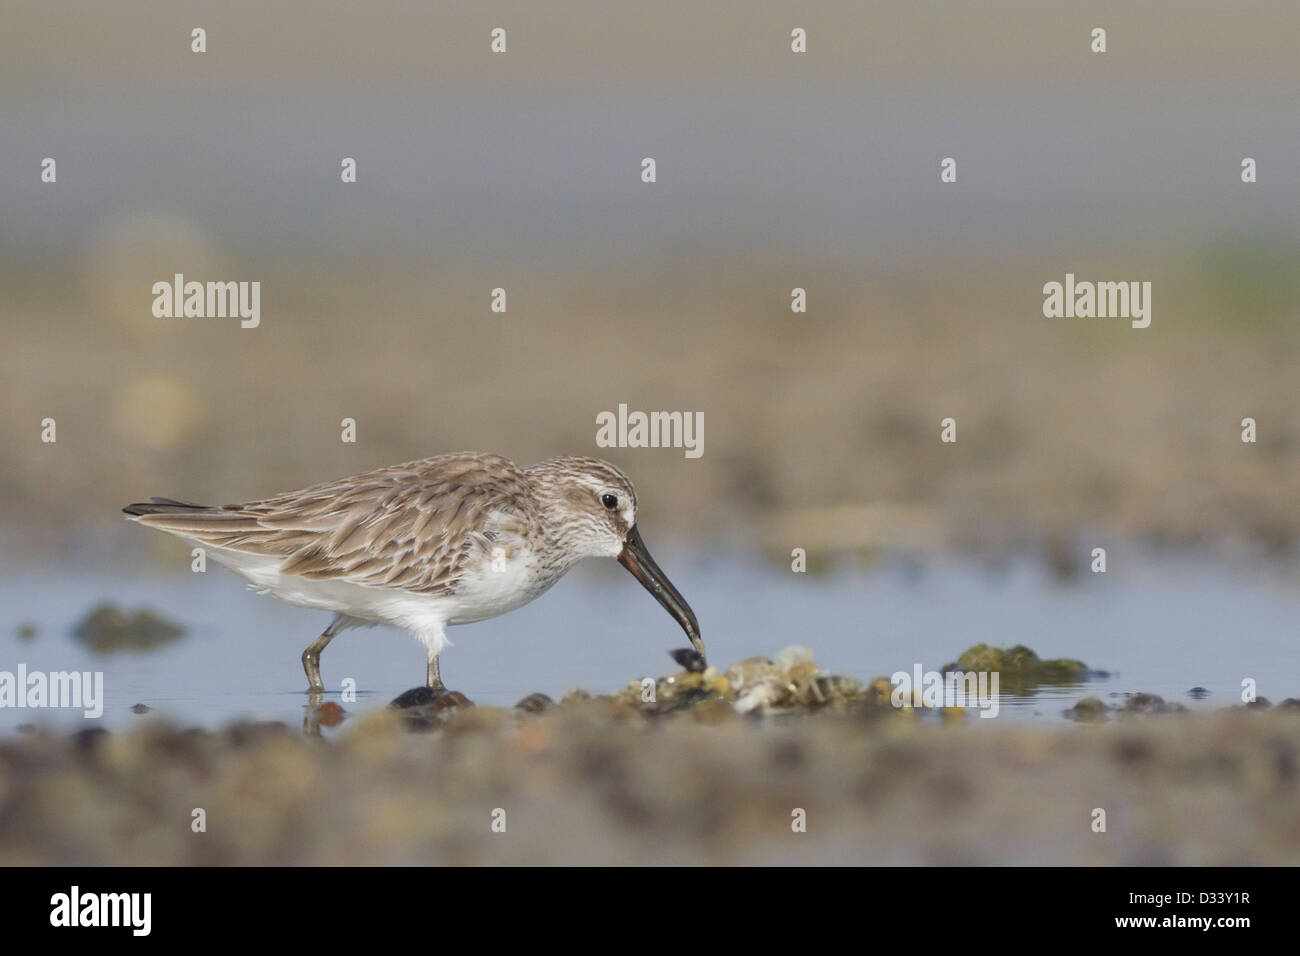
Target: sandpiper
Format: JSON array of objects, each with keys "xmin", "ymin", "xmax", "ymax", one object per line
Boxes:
[{"xmin": 124, "ymin": 453, "xmax": 704, "ymax": 693}]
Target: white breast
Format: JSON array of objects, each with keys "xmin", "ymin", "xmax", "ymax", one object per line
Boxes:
[{"xmin": 443, "ymin": 541, "xmax": 564, "ymax": 624}]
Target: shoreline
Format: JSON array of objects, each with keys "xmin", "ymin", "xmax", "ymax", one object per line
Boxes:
[{"xmin": 1, "ymin": 703, "xmax": 1296, "ymax": 865}]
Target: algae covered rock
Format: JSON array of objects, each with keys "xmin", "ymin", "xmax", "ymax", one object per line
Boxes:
[
  {"xmin": 72, "ymin": 603, "xmax": 185, "ymax": 653},
  {"xmin": 1065, "ymin": 695, "xmax": 1110, "ymax": 722},
  {"xmin": 942, "ymin": 643, "xmax": 1094, "ymax": 689},
  {"xmin": 1118, "ymin": 693, "xmax": 1186, "ymax": 716}
]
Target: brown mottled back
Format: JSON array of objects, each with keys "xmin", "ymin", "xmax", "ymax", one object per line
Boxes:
[{"xmin": 127, "ymin": 452, "xmax": 539, "ymax": 594}]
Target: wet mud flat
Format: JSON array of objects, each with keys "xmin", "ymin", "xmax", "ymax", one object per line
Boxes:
[{"xmin": 1, "ymin": 650, "xmax": 1297, "ymax": 865}]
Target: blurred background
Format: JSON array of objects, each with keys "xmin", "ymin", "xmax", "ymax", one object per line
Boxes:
[{"xmin": 2, "ymin": 1, "xmax": 1299, "ymax": 721}]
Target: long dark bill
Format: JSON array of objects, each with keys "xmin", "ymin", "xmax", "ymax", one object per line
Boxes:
[{"xmin": 617, "ymin": 525, "xmax": 706, "ymax": 661}]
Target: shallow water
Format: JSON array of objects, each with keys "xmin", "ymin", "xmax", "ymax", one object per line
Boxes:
[{"xmin": 2, "ymin": 547, "xmax": 1298, "ymax": 734}]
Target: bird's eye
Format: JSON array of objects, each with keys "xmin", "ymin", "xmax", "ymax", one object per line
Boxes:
[{"xmin": 601, "ymin": 494, "xmax": 618, "ymax": 510}]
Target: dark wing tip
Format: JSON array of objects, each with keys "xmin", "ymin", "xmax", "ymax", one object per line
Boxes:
[{"xmin": 123, "ymin": 497, "xmax": 213, "ymax": 517}]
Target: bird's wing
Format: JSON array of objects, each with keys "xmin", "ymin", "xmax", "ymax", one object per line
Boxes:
[{"xmin": 127, "ymin": 453, "xmax": 536, "ymax": 594}]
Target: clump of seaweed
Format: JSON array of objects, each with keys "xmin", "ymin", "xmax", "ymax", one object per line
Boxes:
[
  {"xmin": 941, "ymin": 643, "xmax": 1099, "ymax": 693},
  {"xmin": 72, "ymin": 603, "xmax": 185, "ymax": 653}
]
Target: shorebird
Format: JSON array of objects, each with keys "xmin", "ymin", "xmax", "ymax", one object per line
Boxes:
[{"xmin": 124, "ymin": 453, "xmax": 704, "ymax": 693}]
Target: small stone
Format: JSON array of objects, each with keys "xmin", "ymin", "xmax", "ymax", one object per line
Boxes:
[
  {"xmin": 1065, "ymin": 695, "xmax": 1110, "ymax": 721},
  {"xmin": 312, "ymin": 701, "xmax": 346, "ymax": 726},
  {"xmin": 390, "ymin": 686, "xmax": 439, "ymax": 709},
  {"xmin": 514, "ymin": 692, "xmax": 554, "ymax": 713}
]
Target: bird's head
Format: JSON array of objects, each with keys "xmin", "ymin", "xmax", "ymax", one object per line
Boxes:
[{"xmin": 527, "ymin": 456, "xmax": 705, "ymax": 661}]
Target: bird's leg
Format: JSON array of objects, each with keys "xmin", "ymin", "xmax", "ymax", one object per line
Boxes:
[
  {"xmin": 426, "ymin": 653, "xmax": 446, "ymax": 694},
  {"xmin": 302, "ymin": 613, "xmax": 346, "ymax": 694},
  {"xmin": 419, "ymin": 623, "xmax": 449, "ymax": 696}
]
